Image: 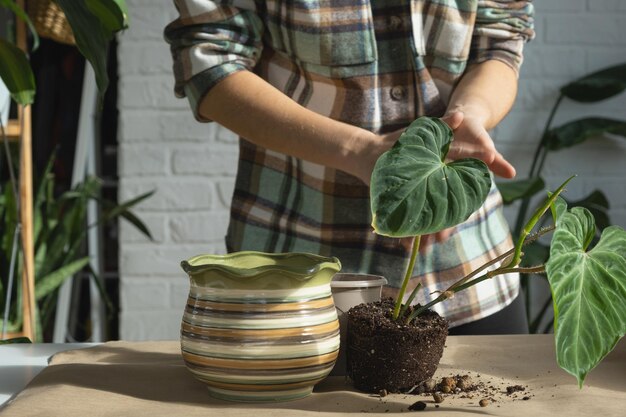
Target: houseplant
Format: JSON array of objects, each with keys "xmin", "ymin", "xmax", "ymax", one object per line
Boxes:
[
  {"xmin": 0, "ymin": 0, "xmax": 128, "ymax": 102},
  {"xmin": 496, "ymin": 62, "xmax": 626, "ymax": 333},
  {"xmin": 0, "ymin": 0, "xmax": 130, "ymax": 341},
  {"xmin": 347, "ymin": 117, "xmax": 626, "ymax": 392},
  {"xmin": 0, "ymin": 154, "xmax": 153, "ymax": 341}
]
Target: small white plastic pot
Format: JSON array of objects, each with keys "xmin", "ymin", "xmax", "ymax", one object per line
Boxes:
[{"xmin": 330, "ymin": 273, "xmax": 388, "ymax": 376}]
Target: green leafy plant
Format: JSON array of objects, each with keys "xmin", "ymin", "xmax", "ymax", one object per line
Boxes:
[
  {"xmin": 496, "ymin": 63, "xmax": 626, "ymax": 333},
  {"xmin": 370, "ymin": 116, "xmax": 626, "ymax": 386},
  {"xmin": 0, "ymin": 0, "xmax": 130, "ymax": 341},
  {"xmin": 0, "ymin": 155, "xmax": 153, "ymax": 341},
  {"xmin": 0, "ymin": 0, "xmax": 128, "ymax": 105}
]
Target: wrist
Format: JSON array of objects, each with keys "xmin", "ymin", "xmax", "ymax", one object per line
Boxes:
[{"xmin": 345, "ymin": 128, "xmax": 380, "ymax": 185}]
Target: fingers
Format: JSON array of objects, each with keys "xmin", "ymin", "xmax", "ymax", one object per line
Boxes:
[
  {"xmin": 420, "ymin": 227, "xmax": 455, "ymax": 246},
  {"xmin": 447, "ymin": 128, "xmax": 497, "ymax": 164},
  {"xmin": 490, "ymin": 152, "xmax": 516, "ymax": 179},
  {"xmin": 442, "ymin": 115, "xmax": 517, "ymax": 179},
  {"xmin": 447, "ymin": 143, "xmax": 497, "ymax": 165},
  {"xmin": 449, "ymin": 145, "xmax": 516, "ymax": 178},
  {"xmin": 441, "ymin": 111, "xmax": 464, "ymax": 130}
]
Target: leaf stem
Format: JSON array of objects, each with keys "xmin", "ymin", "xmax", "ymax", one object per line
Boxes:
[
  {"xmin": 510, "ymin": 176, "xmax": 575, "ymax": 268},
  {"xmin": 448, "ymin": 248, "xmax": 515, "ymax": 292},
  {"xmin": 393, "ymin": 236, "xmax": 420, "ymax": 320},
  {"xmin": 407, "ymin": 226, "xmax": 555, "ymax": 321},
  {"xmin": 399, "ymin": 282, "xmax": 422, "ymax": 321}
]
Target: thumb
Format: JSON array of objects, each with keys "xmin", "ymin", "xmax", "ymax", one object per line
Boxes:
[{"xmin": 441, "ymin": 111, "xmax": 464, "ymax": 130}]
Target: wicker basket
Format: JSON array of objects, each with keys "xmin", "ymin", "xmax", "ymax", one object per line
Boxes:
[{"xmin": 27, "ymin": 0, "xmax": 75, "ymax": 45}]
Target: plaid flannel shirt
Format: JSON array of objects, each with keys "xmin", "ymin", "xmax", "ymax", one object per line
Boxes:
[{"xmin": 165, "ymin": 0, "xmax": 535, "ymax": 327}]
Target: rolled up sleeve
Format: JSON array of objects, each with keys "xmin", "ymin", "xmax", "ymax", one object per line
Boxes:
[
  {"xmin": 468, "ymin": 0, "xmax": 535, "ymax": 76},
  {"xmin": 164, "ymin": 0, "xmax": 264, "ymax": 121}
]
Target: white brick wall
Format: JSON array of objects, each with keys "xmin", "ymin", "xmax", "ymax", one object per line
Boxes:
[{"xmin": 117, "ymin": 0, "xmax": 626, "ymax": 340}]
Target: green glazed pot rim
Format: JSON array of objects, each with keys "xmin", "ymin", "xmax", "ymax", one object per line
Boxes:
[{"xmin": 181, "ymin": 251, "xmax": 342, "ymax": 280}]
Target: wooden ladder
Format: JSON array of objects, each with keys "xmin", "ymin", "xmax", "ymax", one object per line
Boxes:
[{"xmin": 3, "ymin": 0, "xmax": 35, "ymax": 341}]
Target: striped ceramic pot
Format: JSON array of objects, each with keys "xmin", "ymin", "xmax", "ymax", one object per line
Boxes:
[{"xmin": 180, "ymin": 251, "xmax": 342, "ymax": 402}]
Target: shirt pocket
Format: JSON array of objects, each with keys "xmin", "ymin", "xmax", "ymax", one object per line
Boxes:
[
  {"xmin": 266, "ymin": 0, "xmax": 378, "ymax": 66},
  {"xmin": 415, "ymin": 0, "xmax": 476, "ymax": 63}
]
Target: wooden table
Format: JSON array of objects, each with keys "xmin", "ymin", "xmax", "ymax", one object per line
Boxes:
[{"xmin": 1, "ymin": 335, "xmax": 624, "ymax": 416}]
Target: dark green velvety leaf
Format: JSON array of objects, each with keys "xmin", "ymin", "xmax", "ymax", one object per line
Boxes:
[
  {"xmin": 561, "ymin": 63, "xmax": 626, "ymax": 102},
  {"xmin": 545, "ymin": 118, "xmax": 626, "ymax": 151},
  {"xmin": 546, "ymin": 209, "xmax": 626, "ymax": 387},
  {"xmin": 0, "ymin": 38, "xmax": 35, "ymax": 105},
  {"xmin": 370, "ymin": 117, "xmax": 491, "ymax": 237},
  {"xmin": 497, "ymin": 177, "xmax": 545, "ymax": 204}
]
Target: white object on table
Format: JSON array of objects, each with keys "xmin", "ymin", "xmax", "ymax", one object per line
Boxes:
[
  {"xmin": 0, "ymin": 343, "xmax": 95, "ymax": 407},
  {"xmin": 0, "ymin": 78, "xmax": 10, "ymax": 127}
]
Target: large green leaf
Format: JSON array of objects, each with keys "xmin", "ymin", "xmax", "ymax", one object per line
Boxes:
[
  {"xmin": 497, "ymin": 176, "xmax": 545, "ymax": 205},
  {"xmin": 567, "ymin": 190, "xmax": 611, "ymax": 233},
  {"xmin": 546, "ymin": 209, "xmax": 626, "ymax": 386},
  {"xmin": 0, "ymin": 38, "xmax": 35, "ymax": 105},
  {"xmin": 561, "ymin": 63, "xmax": 626, "ymax": 102},
  {"xmin": 86, "ymin": 0, "xmax": 129, "ymax": 33},
  {"xmin": 545, "ymin": 118, "xmax": 626, "ymax": 151},
  {"xmin": 370, "ymin": 117, "xmax": 492, "ymax": 237},
  {"xmin": 549, "ymin": 195, "xmax": 568, "ymax": 227},
  {"xmin": 55, "ymin": 0, "xmax": 128, "ymax": 94}
]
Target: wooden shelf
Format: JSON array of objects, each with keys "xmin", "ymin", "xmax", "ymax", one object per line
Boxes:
[{"xmin": 3, "ymin": 119, "xmax": 21, "ymax": 141}]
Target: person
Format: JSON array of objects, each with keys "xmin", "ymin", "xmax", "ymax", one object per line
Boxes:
[{"xmin": 165, "ymin": 0, "xmax": 535, "ymax": 334}]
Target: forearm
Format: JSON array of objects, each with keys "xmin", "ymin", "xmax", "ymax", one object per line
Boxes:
[
  {"xmin": 446, "ymin": 60, "xmax": 518, "ymax": 129},
  {"xmin": 197, "ymin": 70, "xmax": 380, "ymax": 183}
]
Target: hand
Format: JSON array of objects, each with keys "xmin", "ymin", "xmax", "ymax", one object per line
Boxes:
[
  {"xmin": 354, "ymin": 128, "xmax": 404, "ymax": 185},
  {"xmin": 421, "ymin": 111, "xmax": 515, "ymax": 243},
  {"xmin": 441, "ymin": 111, "xmax": 516, "ymax": 179}
]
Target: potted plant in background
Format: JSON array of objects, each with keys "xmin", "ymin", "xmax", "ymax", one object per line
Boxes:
[
  {"xmin": 1, "ymin": 154, "xmax": 153, "ymax": 341},
  {"xmin": 0, "ymin": 0, "xmax": 131, "ymax": 342},
  {"xmin": 347, "ymin": 117, "xmax": 626, "ymax": 392},
  {"xmin": 496, "ymin": 62, "xmax": 626, "ymax": 333}
]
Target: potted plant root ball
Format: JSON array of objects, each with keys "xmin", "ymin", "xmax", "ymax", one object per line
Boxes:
[
  {"xmin": 348, "ymin": 298, "xmax": 447, "ymax": 392},
  {"xmin": 347, "ymin": 117, "xmax": 626, "ymax": 393}
]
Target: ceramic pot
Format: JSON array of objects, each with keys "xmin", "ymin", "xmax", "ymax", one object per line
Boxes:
[
  {"xmin": 180, "ymin": 251, "xmax": 342, "ymax": 402},
  {"xmin": 329, "ymin": 273, "xmax": 387, "ymax": 376}
]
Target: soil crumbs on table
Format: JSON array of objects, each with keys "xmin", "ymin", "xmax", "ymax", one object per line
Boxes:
[{"xmin": 369, "ymin": 373, "xmax": 535, "ymax": 412}]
